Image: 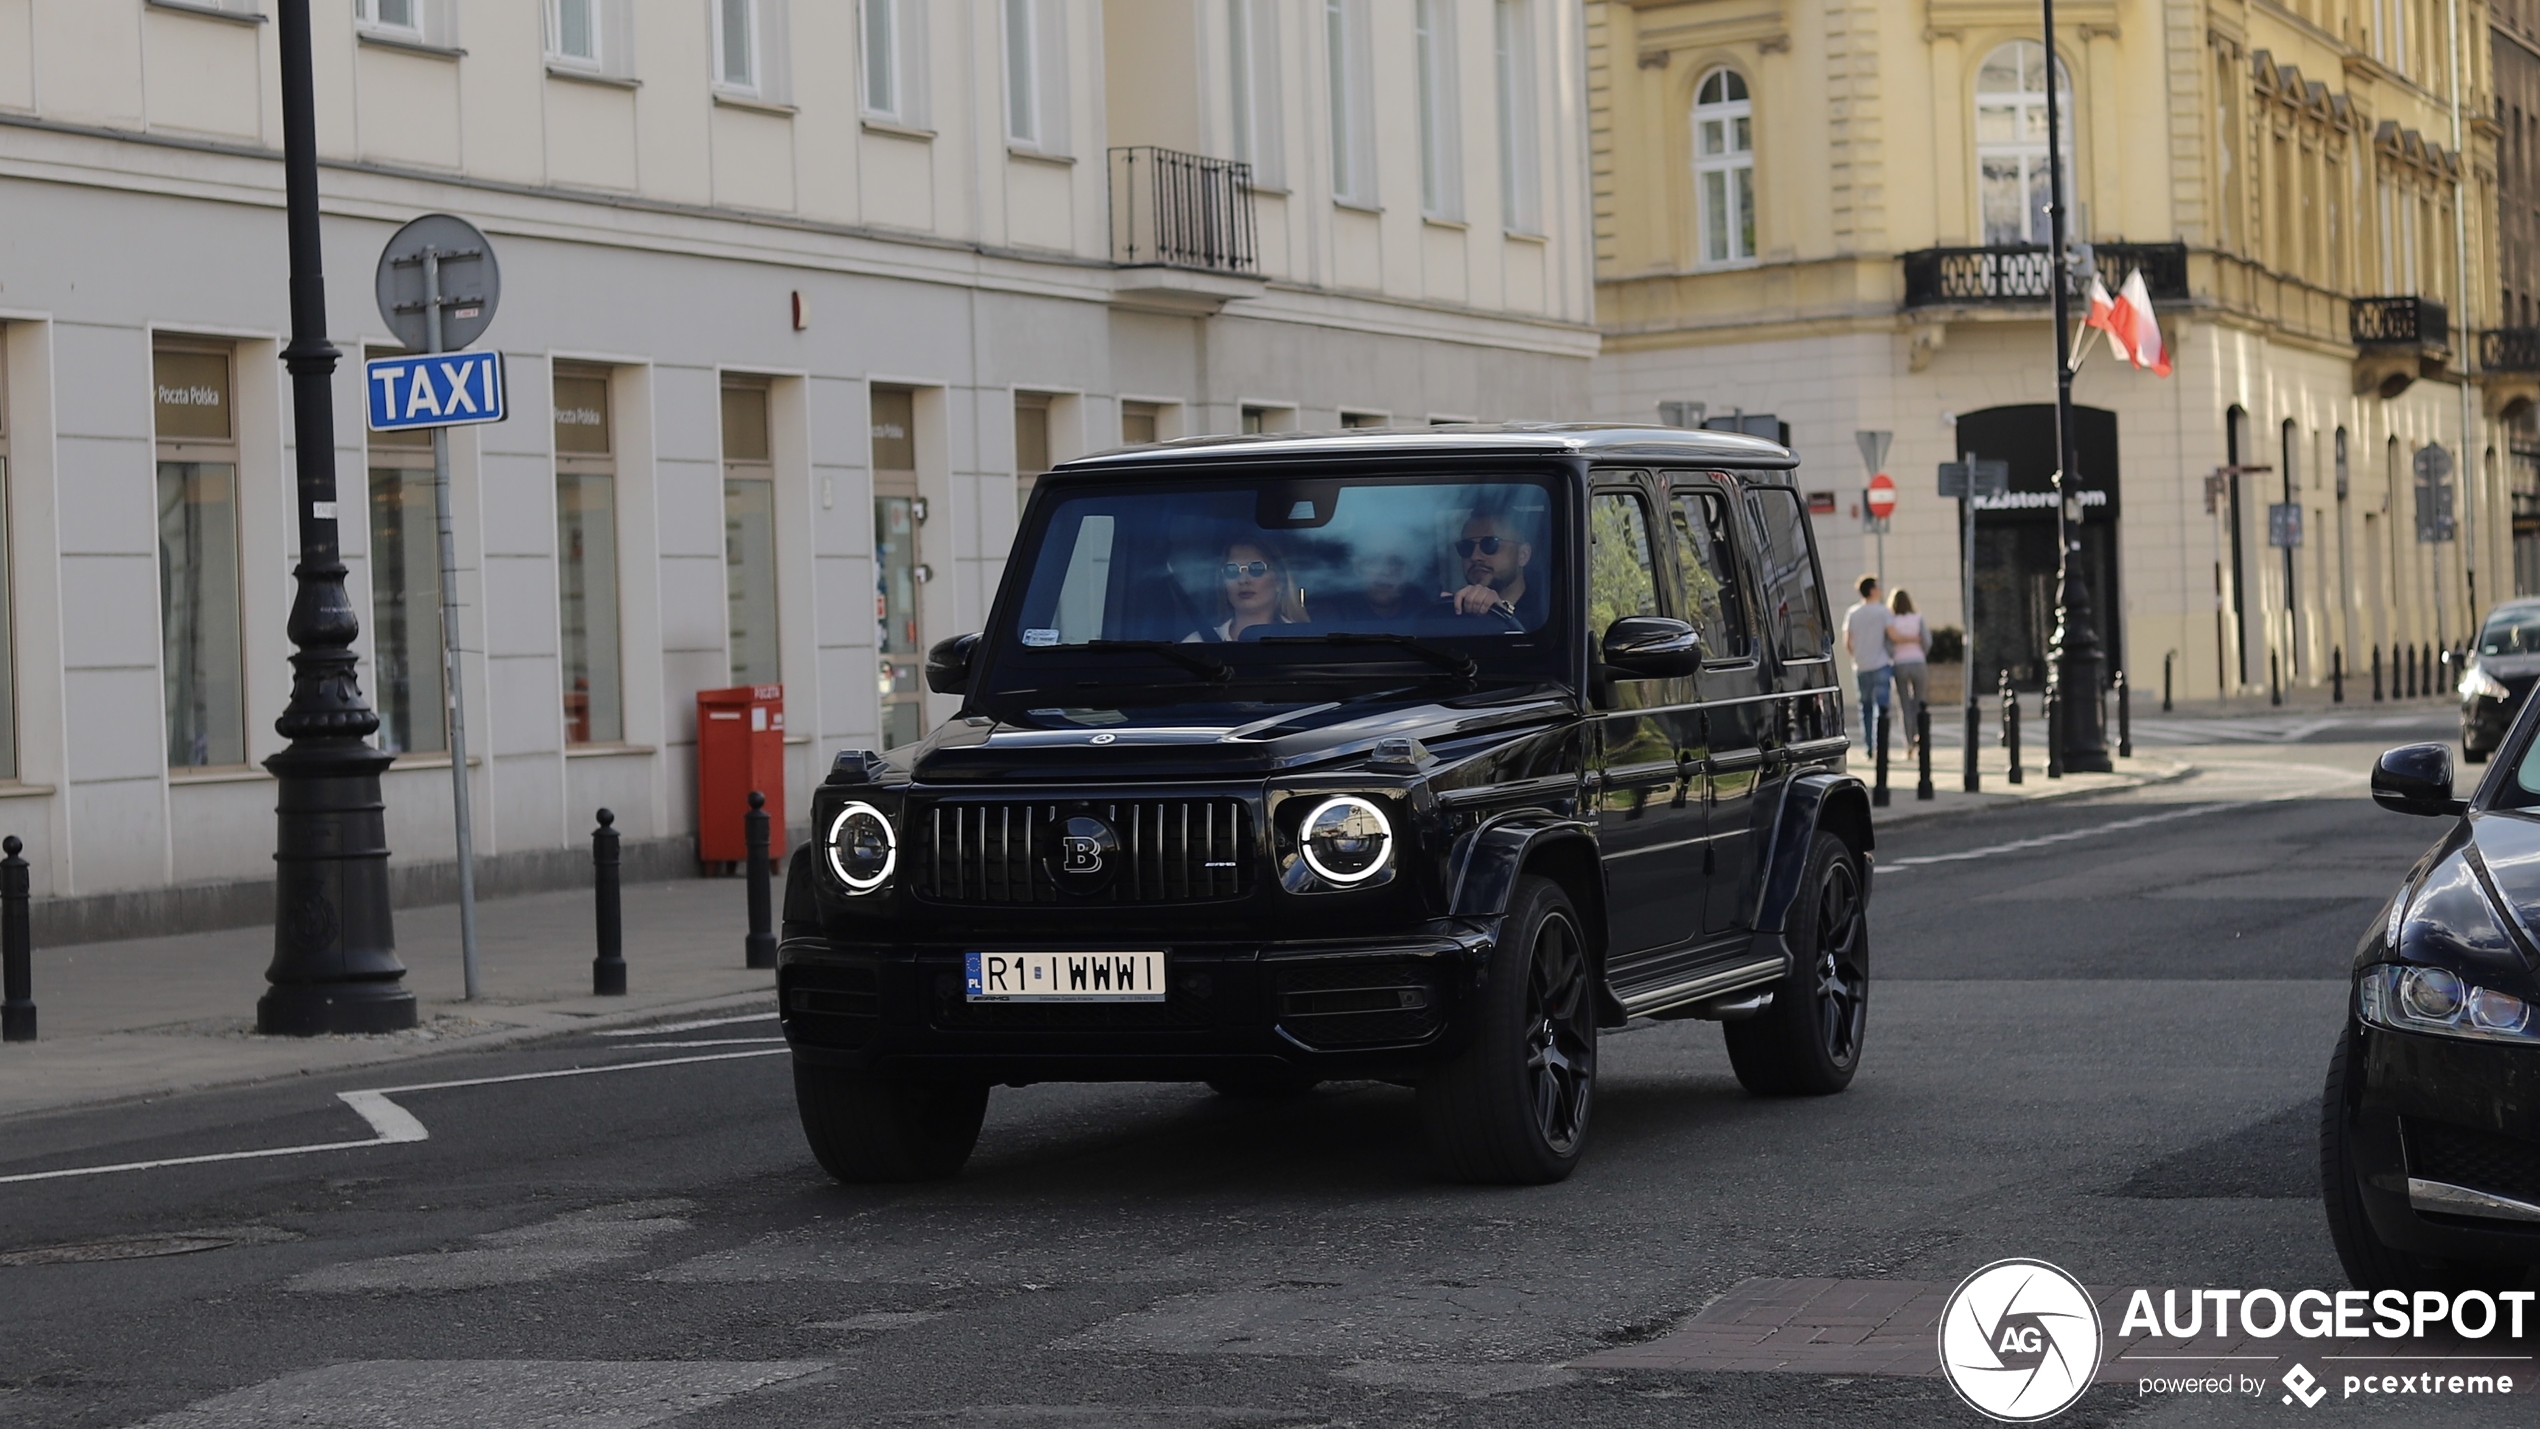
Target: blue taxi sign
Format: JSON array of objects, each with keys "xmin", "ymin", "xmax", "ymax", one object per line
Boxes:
[{"xmin": 365, "ymin": 351, "xmax": 506, "ymax": 432}]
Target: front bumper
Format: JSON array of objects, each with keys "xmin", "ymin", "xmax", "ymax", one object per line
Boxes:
[
  {"xmin": 777, "ymin": 924, "xmax": 1496, "ymax": 1083},
  {"xmin": 2344, "ymin": 1022, "xmax": 2540, "ymax": 1263}
]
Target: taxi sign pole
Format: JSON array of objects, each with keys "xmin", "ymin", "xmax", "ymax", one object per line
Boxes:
[{"xmin": 420, "ymin": 247, "xmax": 483, "ymax": 1001}]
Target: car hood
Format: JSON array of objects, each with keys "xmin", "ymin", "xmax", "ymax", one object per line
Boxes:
[
  {"xmin": 2473, "ymin": 653, "xmax": 2540, "ymax": 692},
  {"xmin": 2411, "ymin": 813, "xmax": 2540, "ymax": 996},
  {"xmin": 903, "ymin": 689, "xmax": 1576, "ymax": 782}
]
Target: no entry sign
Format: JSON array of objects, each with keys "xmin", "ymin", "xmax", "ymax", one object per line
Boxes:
[{"xmin": 1866, "ymin": 472, "xmax": 1897, "ymax": 520}]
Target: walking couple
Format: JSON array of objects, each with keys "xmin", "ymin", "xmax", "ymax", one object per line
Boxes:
[{"xmin": 1840, "ymin": 576, "xmax": 1928, "ymax": 757}]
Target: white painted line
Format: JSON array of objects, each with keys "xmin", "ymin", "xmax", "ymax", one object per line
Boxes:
[
  {"xmin": 593, "ymin": 1012, "xmax": 778, "ymax": 1037},
  {"xmin": 1881, "ymin": 803, "xmax": 2234, "ymax": 871},
  {"xmin": 0, "ymin": 1048, "xmax": 788, "ymax": 1187},
  {"xmin": 604, "ymin": 1037, "xmax": 785, "ymax": 1049}
]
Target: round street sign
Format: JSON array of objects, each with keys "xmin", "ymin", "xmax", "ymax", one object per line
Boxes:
[
  {"xmin": 1866, "ymin": 472, "xmax": 1897, "ymax": 519},
  {"xmin": 375, "ymin": 213, "xmax": 501, "ymax": 353}
]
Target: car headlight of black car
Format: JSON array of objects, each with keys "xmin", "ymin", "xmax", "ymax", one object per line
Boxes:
[
  {"xmin": 2359, "ymin": 964, "xmax": 2540, "ymax": 1045},
  {"xmin": 1278, "ymin": 794, "xmax": 1397, "ymax": 892},
  {"xmin": 2460, "ymin": 664, "xmax": 2511, "ymax": 702},
  {"xmin": 824, "ymin": 800, "xmax": 897, "ymax": 894}
]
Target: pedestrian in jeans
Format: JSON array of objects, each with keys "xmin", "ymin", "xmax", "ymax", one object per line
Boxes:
[
  {"xmin": 1887, "ymin": 589, "xmax": 1927, "ymax": 756},
  {"xmin": 1841, "ymin": 575, "xmax": 1892, "ymax": 756}
]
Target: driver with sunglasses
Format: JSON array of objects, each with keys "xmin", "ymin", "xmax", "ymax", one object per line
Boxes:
[{"xmin": 1445, "ymin": 512, "xmax": 1542, "ymax": 627}]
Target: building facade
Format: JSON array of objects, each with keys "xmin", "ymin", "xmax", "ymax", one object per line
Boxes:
[
  {"xmin": 2497, "ymin": 0, "xmax": 2540, "ymax": 589},
  {"xmin": 0, "ymin": 0, "xmax": 1595, "ymax": 921},
  {"xmin": 1589, "ymin": 0, "xmax": 2521, "ymax": 704}
]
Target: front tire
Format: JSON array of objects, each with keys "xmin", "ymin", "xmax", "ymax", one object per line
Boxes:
[
  {"xmin": 1418, "ymin": 876, "xmax": 1597, "ymax": 1184},
  {"xmin": 2319, "ymin": 1025, "xmax": 2524, "ymax": 1293},
  {"xmin": 1725, "ymin": 832, "xmax": 1868, "ymax": 1096},
  {"xmin": 794, "ymin": 1063, "xmax": 988, "ymax": 1183}
]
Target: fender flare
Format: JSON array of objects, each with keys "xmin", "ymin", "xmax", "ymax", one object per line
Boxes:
[
  {"xmin": 1447, "ymin": 814, "xmax": 1601, "ymax": 923},
  {"xmin": 1750, "ymin": 771, "xmax": 1874, "ymax": 935}
]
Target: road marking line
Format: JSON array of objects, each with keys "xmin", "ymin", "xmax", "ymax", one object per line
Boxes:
[
  {"xmin": 1880, "ymin": 803, "xmax": 2234, "ymax": 871},
  {"xmin": 0, "ymin": 1048, "xmax": 788, "ymax": 1186},
  {"xmin": 593, "ymin": 1011, "xmax": 777, "ymax": 1037},
  {"xmin": 598, "ymin": 1037, "xmax": 785, "ymax": 1049}
]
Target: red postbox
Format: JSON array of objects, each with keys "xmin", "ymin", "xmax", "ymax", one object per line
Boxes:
[{"xmin": 696, "ymin": 683, "xmax": 786, "ymax": 865}]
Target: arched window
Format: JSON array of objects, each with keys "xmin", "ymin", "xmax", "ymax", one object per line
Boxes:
[
  {"xmin": 1975, "ymin": 40, "xmax": 2073, "ymax": 246},
  {"xmin": 1693, "ymin": 68, "xmax": 1754, "ymax": 264}
]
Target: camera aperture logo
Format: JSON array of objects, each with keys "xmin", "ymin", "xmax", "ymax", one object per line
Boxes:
[{"xmin": 1939, "ymin": 1259, "xmax": 2104, "ymax": 1422}]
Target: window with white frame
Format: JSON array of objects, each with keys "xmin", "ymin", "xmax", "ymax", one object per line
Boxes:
[
  {"xmin": 1414, "ymin": 0, "xmax": 1462, "ymax": 220},
  {"xmin": 354, "ymin": 0, "xmax": 455, "ymax": 47},
  {"xmin": 1693, "ymin": 68, "xmax": 1754, "ymax": 264},
  {"xmin": 1974, "ymin": 40, "xmax": 2074, "ymax": 247},
  {"xmin": 550, "ymin": 0, "xmax": 599, "ymax": 66},
  {"xmin": 861, "ymin": 0, "xmax": 931, "ymax": 126},
  {"xmin": 1227, "ymin": 0, "xmax": 1284, "ymax": 187},
  {"xmin": 1325, "ymin": 0, "xmax": 1375, "ymax": 207},
  {"xmin": 1002, "ymin": 0, "xmax": 1069, "ymax": 153},
  {"xmin": 1494, "ymin": 0, "xmax": 1539, "ymax": 233},
  {"xmin": 712, "ymin": 0, "xmax": 790, "ymax": 103}
]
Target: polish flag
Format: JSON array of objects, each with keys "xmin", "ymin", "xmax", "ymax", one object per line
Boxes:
[
  {"xmin": 2114, "ymin": 268, "xmax": 2171, "ymax": 377},
  {"xmin": 2083, "ymin": 274, "xmax": 2133, "ymax": 365}
]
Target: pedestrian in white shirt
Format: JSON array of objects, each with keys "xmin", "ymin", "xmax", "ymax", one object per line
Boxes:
[
  {"xmin": 1887, "ymin": 589, "xmax": 1927, "ymax": 756},
  {"xmin": 1840, "ymin": 576, "xmax": 1892, "ymax": 755}
]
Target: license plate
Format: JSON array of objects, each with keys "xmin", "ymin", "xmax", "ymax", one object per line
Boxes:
[{"xmin": 964, "ymin": 950, "xmax": 1167, "ymax": 1003}]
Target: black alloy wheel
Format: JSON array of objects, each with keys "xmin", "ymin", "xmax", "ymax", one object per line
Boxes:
[
  {"xmin": 794, "ymin": 1064, "xmax": 990, "ymax": 1183},
  {"xmin": 2318, "ymin": 1024, "xmax": 2532, "ymax": 1293},
  {"xmin": 1419, "ymin": 875, "xmax": 1598, "ymax": 1183},
  {"xmin": 1725, "ymin": 831, "xmax": 1869, "ymax": 1095}
]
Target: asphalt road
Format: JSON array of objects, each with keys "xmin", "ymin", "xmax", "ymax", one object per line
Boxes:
[{"xmin": 1, "ymin": 710, "xmax": 2518, "ymax": 1429}]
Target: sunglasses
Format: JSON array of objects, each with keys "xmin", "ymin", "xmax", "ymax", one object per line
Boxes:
[
  {"xmin": 1454, "ymin": 536, "xmax": 1512, "ymax": 557},
  {"xmin": 1222, "ymin": 561, "xmax": 1274, "ymax": 580}
]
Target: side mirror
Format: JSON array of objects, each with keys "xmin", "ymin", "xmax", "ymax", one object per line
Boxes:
[
  {"xmin": 2372, "ymin": 742, "xmax": 2469, "ymax": 816},
  {"xmin": 1602, "ymin": 616, "xmax": 1703, "ymax": 679},
  {"xmin": 926, "ymin": 633, "xmax": 979, "ymax": 695}
]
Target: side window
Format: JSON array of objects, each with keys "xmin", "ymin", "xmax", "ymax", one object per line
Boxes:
[
  {"xmin": 1743, "ymin": 487, "xmax": 1832, "ymax": 662},
  {"xmin": 1588, "ymin": 490, "xmax": 1661, "ymax": 633},
  {"xmin": 1669, "ymin": 486, "xmax": 1752, "ymax": 658}
]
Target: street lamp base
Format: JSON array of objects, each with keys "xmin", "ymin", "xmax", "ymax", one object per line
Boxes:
[{"xmin": 257, "ymin": 981, "xmax": 418, "ymax": 1036}]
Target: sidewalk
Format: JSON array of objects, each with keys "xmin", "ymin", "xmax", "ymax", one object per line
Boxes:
[
  {"xmin": 0, "ymin": 877, "xmax": 775, "ymax": 1121},
  {"xmin": 1855, "ymin": 728, "xmax": 2193, "ymax": 828}
]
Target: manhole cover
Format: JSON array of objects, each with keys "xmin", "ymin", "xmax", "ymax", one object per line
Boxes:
[{"xmin": 0, "ymin": 1235, "xmax": 236, "ymax": 1266}]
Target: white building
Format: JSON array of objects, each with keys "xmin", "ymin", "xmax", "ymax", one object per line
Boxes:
[{"xmin": 0, "ymin": 0, "xmax": 1596, "ymax": 931}]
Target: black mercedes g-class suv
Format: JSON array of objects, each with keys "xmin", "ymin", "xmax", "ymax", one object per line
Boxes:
[{"xmin": 779, "ymin": 425, "xmax": 1872, "ymax": 1185}]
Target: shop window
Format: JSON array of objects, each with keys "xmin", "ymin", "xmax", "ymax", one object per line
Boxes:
[
  {"xmin": 365, "ymin": 354, "xmax": 445, "ymax": 757},
  {"xmin": 156, "ymin": 343, "xmax": 247, "ymax": 769},
  {"xmin": 872, "ymin": 386, "xmax": 923, "ymax": 749},
  {"xmin": 722, "ymin": 379, "xmax": 780, "ymax": 689},
  {"xmin": 555, "ymin": 366, "xmax": 623, "ymax": 744},
  {"xmin": 1693, "ymin": 69, "xmax": 1755, "ymax": 264},
  {"xmin": 1975, "ymin": 40, "xmax": 2074, "ymax": 247}
]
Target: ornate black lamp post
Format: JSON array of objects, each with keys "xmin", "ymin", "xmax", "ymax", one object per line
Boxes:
[
  {"xmin": 2041, "ymin": 0, "xmax": 2113, "ymax": 773},
  {"xmin": 258, "ymin": 0, "xmax": 414, "ymax": 1035}
]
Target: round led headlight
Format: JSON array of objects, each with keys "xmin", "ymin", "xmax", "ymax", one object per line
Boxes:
[
  {"xmin": 1299, "ymin": 795, "xmax": 1393, "ymax": 886},
  {"xmin": 825, "ymin": 801, "xmax": 896, "ymax": 893}
]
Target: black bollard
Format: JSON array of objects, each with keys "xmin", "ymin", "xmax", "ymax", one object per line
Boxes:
[
  {"xmin": 1872, "ymin": 704, "xmax": 1891, "ymax": 808},
  {"xmin": 2162, "ymin": 650, "xmax": 2175, "ymax": 712},
  {"xmin": 2116, "ymin": 670, "xmax": 2133, "ymax": 759},
  {"xmin": 1916, "ymin": 705, "xmax": 1934, "ymax": 801},
  {"xmin": 2043, "ymin": 684, "xmax": 2062, "ymax": 779},
  {"xmin": 592, "ymin": 809, "xmax": 625, "ymax": 996},
  {"xmin": 744, "ymin": 790, "xmax": 776, "ymax": 970},
  {"xmin": 2002, "ymin": 671, "xmax": 2024, "ymax": 786},
  {"xmin": 2269, "ymin": 650, "xmax": 2282, "ymax": 707},
  {"xmin": 2372, "ymin": 645, "xmax": 2383, "ymax": 702},
  {"xmin": 1962, "ymin": 693, "xmax": 1982, "ymax": 794},
  {"xmin": 2405, "ymin": 643, "xmax": 2417, "ymax": 698},
  {"xmin": 2332, "ymin": 647, "xmax": 2344, "ymax": 704},
  {"xmin": 2420, "ymin": 643, "xmax": 2431, "ymax": 698},
  {"xmin": 2, "ymin": 836, "xmax": 30, "ymax": 1043}
]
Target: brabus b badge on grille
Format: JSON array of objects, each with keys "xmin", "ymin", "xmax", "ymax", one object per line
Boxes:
[{"xmin": 1049, "ymin": 814, "xmax": 1121, "ymax": 892}]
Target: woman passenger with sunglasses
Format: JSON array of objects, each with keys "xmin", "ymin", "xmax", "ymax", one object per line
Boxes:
[{"xmin": 1186, "ymin": 537, "xmax": 1303, "ymax": 642}]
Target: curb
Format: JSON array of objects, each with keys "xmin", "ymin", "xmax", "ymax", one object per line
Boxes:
[{"xmin": 1866, "ymin": 755, "xmax": 2200, "ymax": 830}]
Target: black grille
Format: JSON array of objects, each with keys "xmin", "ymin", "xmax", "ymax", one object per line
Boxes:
[
  {"xmin": 2408, "ymin": 1119, "xmax": 2540, "ymax": 1204},
  {"xmin": 914, "ymin": 800, "xmax": 1251, "ymax": 905},
  {"xmin": 1272, "ymin": 958, "xmax": 1443, "ymax": 1048}
]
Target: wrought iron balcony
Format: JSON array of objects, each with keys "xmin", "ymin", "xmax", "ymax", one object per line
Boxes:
[
  {"xmin": 1107, "ymin": 147, "xmax": 1259, "ymax": 275},
  {"xmin": 2480, "ymin": 327, "xmax": 2540, "ymax": 372},
  {"xmin": 1898, "ymin": 241, "xmax": 2188, "ymax": 309},
  {"xmin": 2351, "ymin": 296, "xmax": 2448, "ymax": 350}
]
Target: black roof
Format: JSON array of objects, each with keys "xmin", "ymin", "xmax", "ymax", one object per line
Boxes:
[{"xmin": 1053, "ymin": 422, "xmax": 1800, "ymax": 474}]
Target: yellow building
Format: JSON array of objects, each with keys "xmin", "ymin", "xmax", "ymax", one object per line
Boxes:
[{"xmin": 1589, "ymin": 0, "xmax": 2530, "ymax": 702}]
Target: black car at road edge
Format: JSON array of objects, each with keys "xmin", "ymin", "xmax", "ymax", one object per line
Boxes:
[
  {"xmin": 777, "ymin": 424, "xmax": 1873, "ymax": 1185},
  {"xmin": 2460, "ymin": 597, "xmax": 2540, "ymax": 763},
  {"xmin": 2329, "ymin": 719, "xmax": 2540, "ymax": 1290}
]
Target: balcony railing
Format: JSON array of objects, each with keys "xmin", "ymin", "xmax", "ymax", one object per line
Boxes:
[
  {"xmin": 2480, "ymin": 327, "xmax": 2540, "ymax": 372},
  {"xmin": 1108, "ymin": 147, "xmax": 1259, "ymax": 275},
  {"xmin": 1899, "ymin": 241, "xmax": 2188, "ymax": 309},
  {"xmin": 2352, "ymin": 296, "xmax": 2448, "ymax": 350}
]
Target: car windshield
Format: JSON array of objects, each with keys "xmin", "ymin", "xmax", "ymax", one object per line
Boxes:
[
  {"xmin": 2480, "ymin": 609, "xmax": 2540, "ymax": 656},
  {"xmin": 986, "ymin": 471, "xmax": 1565, "ymax": 703}
]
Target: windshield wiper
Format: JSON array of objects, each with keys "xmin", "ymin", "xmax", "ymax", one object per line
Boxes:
[
  {"xmin": 1079, "ymin": 640, "xmax": 1232, "ymax": 683},
  {"xmin": 1256, "ymin": 633, "xmax": 1478, "ymax": 681}
]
